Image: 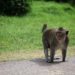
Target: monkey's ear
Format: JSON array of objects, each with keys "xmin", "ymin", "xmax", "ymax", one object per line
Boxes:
[
  {"xmin": 66, "ymin": 31, "xmax": 69, "ymax": 35},
  {"xmin": 58, "ymin": 27, "xmax": 63, "ymax": 30}
]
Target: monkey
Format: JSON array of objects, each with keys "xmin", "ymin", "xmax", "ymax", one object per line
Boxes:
[{"xmin": 42, "ymin": 24, "xmax": 69, "ymax": 63}]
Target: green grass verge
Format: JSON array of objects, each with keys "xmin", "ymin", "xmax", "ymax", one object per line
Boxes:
[{"xmin": 0, "ymin": 1, "xmax": 75, "ymax": 57}]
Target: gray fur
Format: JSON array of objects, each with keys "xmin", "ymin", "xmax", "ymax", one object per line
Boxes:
[{"xmin": 42, "ymin": 24, "xmax": 69, "ymax": 63}]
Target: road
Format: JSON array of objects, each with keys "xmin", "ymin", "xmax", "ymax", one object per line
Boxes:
[{"xmin": 0, "ymin": 57, "xmax": 75, "ymax": 75}]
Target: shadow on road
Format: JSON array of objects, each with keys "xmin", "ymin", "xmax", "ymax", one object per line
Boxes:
[{"xmin": 30, "ymin": 58, "xmax": 63, "ymax": 66}]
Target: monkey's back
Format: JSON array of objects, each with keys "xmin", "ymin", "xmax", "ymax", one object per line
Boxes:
[{"xmin": 42, "ymin": 29, "xmax": 58, "ymax": 49}]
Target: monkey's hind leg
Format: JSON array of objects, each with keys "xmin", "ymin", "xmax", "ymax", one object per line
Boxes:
[
  {"xmin": 50, "ymin": 49, "xmax": 55, "ymax": 63},
  {"xmin": 44, "ymin": 48, "xmax": 50, "ymax": 63}
]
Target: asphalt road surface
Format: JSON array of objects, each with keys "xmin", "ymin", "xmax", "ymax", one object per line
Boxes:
[{"xmin": 0, "ymin": 57, "xmax": 75, "ymax": 75}]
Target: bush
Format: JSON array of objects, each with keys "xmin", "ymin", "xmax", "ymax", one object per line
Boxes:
[
  {"xmin": 0, "ymin": 0, "xmax": 30, "ymax": 16},
  {"xmin": 44, "ymin": 0, "xmax": 69, "ymax": 3}
]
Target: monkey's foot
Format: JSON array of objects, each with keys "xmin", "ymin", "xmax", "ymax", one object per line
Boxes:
[
  {"xmin": 50, "ymin": 60, "xmax": 54, "ymax": 63},
  {"xmin": 46, "ymin": 60, "xmax": 51, "ymax": 63},
  {"xmin": 54, "ymin": 58, "xmax": 60, "ymax": 60},
  {"xmin": 62, "ymin": 60, "xmax": 66, "ymax": 62}
]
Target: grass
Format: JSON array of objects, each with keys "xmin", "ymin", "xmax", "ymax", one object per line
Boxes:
[
  {"xmin": 0, "ymin": 47, "xmax": 75, "ymax": 62},
  {"xmin": 0, "ymin": 1, "xmax": 75, "ymax": 61}
]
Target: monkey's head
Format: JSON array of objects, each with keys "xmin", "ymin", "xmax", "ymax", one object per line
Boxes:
[{"xmin": 56, "ymin": 27, "xmax": 69, "ymax": 43}]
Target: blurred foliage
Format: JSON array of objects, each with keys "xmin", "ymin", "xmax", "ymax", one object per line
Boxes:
[
  {"xmin": 27, "ymin": 0, "xmax": 75, "ymax": 6},
  {"xmin": 0, "ymin": 0, "xmax": 31, "ymax": 16}
]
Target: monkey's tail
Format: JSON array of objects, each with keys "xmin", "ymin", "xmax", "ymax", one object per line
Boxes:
[{"xmin": 42, "ymin": 24, "xmax": 47, "ymax": 32}]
